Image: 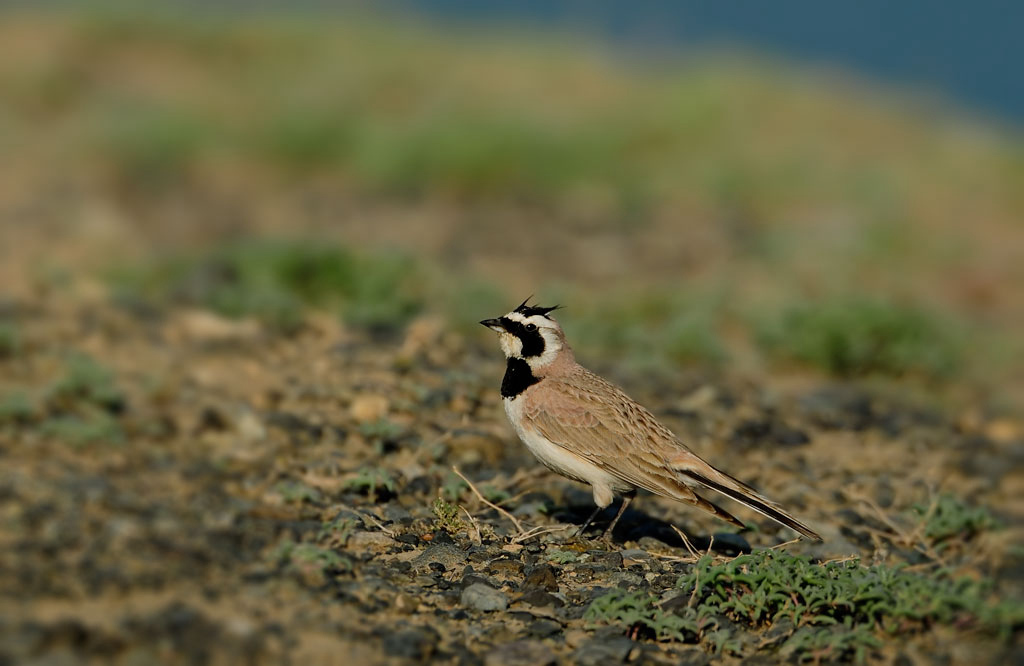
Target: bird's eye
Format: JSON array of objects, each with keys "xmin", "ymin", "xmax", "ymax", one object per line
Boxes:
[{"xmin": 525, "ymin": 323, "xmax": 537, "ymax": 331}]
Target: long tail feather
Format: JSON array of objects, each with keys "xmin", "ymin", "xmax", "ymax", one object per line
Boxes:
[
  {"xmin": 690, "ymin": 491, "xmax": 747, "ymax": 530},
  {"xmin": 677, "ymin": 467, "xmax": 822, "ymax": 541}
]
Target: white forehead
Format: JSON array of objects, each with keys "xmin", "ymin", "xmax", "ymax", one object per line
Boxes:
[{"xmin": 505, "ymin": 311, "xmax": 556, "ymax": 327}]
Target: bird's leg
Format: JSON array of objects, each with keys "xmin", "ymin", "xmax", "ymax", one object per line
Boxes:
[
  {"xmin": 600, "ymin": 492, "xmax": 635, "ymax": 543},
  {"xmin": 576, "ymin": 504, "xmax": 606, "ymax": 537}
]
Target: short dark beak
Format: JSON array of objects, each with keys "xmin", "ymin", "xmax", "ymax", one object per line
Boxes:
[{"xmin": 479, "ymin": 318, "xmax": 504, "ymax": 331}]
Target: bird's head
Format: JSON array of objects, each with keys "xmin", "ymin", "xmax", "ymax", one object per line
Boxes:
[{"xmin": 480, "ymin": 298, "xmax": 569, "ymax": 369}]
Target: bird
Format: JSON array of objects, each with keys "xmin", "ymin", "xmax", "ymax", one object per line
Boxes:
[{"xmin": 480, "ymin": 298, "xmax": 822, "ymax": 543}]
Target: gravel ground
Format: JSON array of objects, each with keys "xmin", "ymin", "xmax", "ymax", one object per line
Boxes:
[{"xmin": 1, "ymin": 294, "xmax": 1021, "ymax": 665}]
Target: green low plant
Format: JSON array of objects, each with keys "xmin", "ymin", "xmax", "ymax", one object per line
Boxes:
[
  {"xmin": 431, "ymin": 497, "xmax": 466, "ymax": 534},
  {"xmin": 914, "ymin": 494, "xmax": 1000, "ymax": 545},
  {"xmin": 586, "ymin": 549, "xmax": 1024, "ymax": 661},
  {"xmin": 586, "ymin": 589, "xmax": 698, "ymax": 642}
]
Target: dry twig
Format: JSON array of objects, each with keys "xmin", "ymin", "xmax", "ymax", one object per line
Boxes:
[
  {"xmin": 452, "ymin": 465, "xmax": 526, "ymax": 535},
  {"xmin": 671, "ymin": 524, "xmax": 703, "ymax": 560},
  {"xmin": 460, "ymin": 506, "xmax": 482, "ymax": 545}
]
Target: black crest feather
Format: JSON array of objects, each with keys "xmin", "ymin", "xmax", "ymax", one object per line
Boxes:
[{"xmin": 514, "ymin": 297, "xmax": 561, "ymax": 318}]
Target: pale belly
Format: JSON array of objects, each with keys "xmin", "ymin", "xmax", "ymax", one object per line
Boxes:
[{"xmin": 503, "ymin": 394, "xmax": 631, "ymax": 506}]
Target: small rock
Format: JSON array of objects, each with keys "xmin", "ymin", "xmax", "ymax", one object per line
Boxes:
[
  {"xmin": 636, "ymin": 536, "xmax": 674, "ymax": 554},
  {"xmin": 235, "ymin": 410, "xmax": 266, "ymax": 442},
  {"xmin": 347, "ymin": 531, "xmax": 394, "ymax": 553},
  {"xmin": 487, "ymin": 557, "xmax": 525, "ymax": 577},
  {"xmin": 589, "ymin": 551, "xmax": 623, "ymax": 568},
  {"xmin": 383, "ymin": 503, "xmax": 413, "ymax": 525},
  {"xmin": 461, "ymin": 573, "xmax": 498, "ymax": 590},
  {"xmin": 383, "ymin": 626, "xmax": 439, "ymax": 660},
  {"xmin": 483, "ymin": 640, "xmax": 555, "ymax": 666},
  {"xmin": 522, "ymin": 564, "xmax": 558, "ymax": 592},
  {"xmin": 619, "ymin": 549, "xmax": 653, "ymax": 568},
  {"xmin": 461, "ymin": 583, "xmax": 508, "ymax": 612},
  {"xmin": 413, "ymin": 544, "xmax": 467, "ymax": 570},
  {"xmin": 516, "ymin": 589, "xmax": 563, "ymax": 608},
  {"xmin": 711, "ymin": 532, "xmax": 751, "ymax": 555},
  {"xmin": 609, "ymin": 571, "xmax": 644, "ymax": 588},
  {"xmin": 349, "ymin": 395, "xmax": 389, "ymax": 424},
  {"xmin": 174, "ymin": 309, "xmax": 261, "ymax": 343},
  {"xmin": 527, "ymin": 618, "xmax": 562, "ymax": 638},
  {"xmin": 572, "ymin": 636, "xmax": 634, "ymax": 666}
]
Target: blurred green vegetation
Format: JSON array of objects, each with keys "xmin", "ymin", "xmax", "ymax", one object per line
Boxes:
[
  {"xmin": 1, "ymin": 8, "xmax": 1021, "ymax": 390},
  {"xmin": 110, "ymin": 240, "xmax": 423, "ymax": 333},
  {"xmin": 0, "ymin": 353, "xmax": 126, "ymax": 446},
  {"xmin": 755, "ymin": 296, "xmax": 962, "ymax": 378},
  {"xmin": 109, "ymin": 237, "xmax": 972, "ymax": 380},
  {"xmin": 4, "ymin": 8, "xmax": 1019, "ymax": 214}
]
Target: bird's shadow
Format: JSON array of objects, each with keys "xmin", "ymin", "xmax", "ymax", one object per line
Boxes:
[{"xmin": 552, "ymin": 500, "xmax": 752, "ymax": 556}]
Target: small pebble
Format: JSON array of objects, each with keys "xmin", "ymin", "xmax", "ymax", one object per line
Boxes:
[{"xmin": 461, "ymin": 583, "xmax": 508, "ymax": 612}]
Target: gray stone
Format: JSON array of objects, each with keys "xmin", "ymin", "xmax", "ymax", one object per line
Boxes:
[{"xmin": 461, "ymin": 583, "xmax": 509, "ymax": 612}]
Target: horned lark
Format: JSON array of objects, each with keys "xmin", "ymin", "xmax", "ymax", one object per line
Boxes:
[{"xmin": 480, "ymin": 299, "xmax": 821, "ymax": 542}]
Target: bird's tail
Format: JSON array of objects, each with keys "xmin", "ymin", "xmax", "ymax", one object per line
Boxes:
[{"xmin": 670, "ymin": 453, "xmax": 822, "ymax": 541}]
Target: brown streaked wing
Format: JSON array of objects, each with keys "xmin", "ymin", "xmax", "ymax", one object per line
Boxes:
[
  {"xmin": 521, "ymin": 367, "xmax": 692, "ymax": 498},
  {"xmin": 521, "ymin": 366, "xmax": 823, "ymax": 541}
]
